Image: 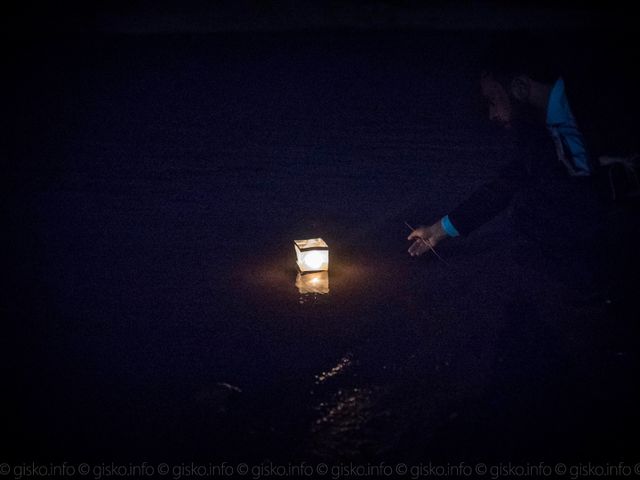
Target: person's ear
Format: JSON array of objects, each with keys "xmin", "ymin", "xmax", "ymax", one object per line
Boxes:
[{"xmin": 510, "ymin": 75, "xmax": 530, "ymax": 102}]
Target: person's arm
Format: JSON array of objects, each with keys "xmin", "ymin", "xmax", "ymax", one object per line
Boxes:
[
  {"xmin": 408, "ymin": 157, "xmax": 525, "ymax": 256},
  {"xmin": 447, "ymin": 156, "xmax": 524, "ymax": 236}
]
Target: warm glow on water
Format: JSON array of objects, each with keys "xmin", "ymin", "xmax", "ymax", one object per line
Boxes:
[
  {"xmin": 231, "ymin": 244, "xmax": 406, "ymax": 314},
  {"xmin": 296, "ymin": 271, "xmax": 329, "ymax": 295}
]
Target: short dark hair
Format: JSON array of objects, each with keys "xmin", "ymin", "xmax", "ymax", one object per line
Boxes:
[{"xmin": 480, "ymin": 31, "xmax": 561, "ymax": 86}]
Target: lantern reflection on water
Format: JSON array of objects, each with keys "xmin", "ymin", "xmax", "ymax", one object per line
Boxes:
[{"xmin": 295, "ymin": 271, "xmax": 329, "ymax": 294}]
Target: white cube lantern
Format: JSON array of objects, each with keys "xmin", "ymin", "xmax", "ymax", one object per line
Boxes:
[
  {"xmin": 294, "ymin": 238, "xmax": 329, "ymax": 273},
  {"xmin": 295, "ymin": 271, "xmax": 329, "ymax": 294}
]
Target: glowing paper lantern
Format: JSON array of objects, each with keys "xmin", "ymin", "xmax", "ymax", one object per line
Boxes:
[
  {"xmin": 295, "ymin": 271, "xmax": 329, "ymax": 294},
  {"xmin": 294, "ymin": 238, "xmax": 329, "ymax": 272}
]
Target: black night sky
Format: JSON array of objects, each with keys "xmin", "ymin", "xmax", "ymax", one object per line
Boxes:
[{"xmin": 4, "ymin": 1, "xmax": 640, "ymax": 475}]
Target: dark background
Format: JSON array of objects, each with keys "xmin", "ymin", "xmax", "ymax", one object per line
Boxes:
[
  {"xmin": 2, "ymin": 1, "xmax": 636, "ymax": 34},
  {"xmin": 3, "ymin": 0, "xmax": 639, "ymax": 465}
]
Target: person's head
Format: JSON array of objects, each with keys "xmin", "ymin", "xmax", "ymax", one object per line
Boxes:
[{"xmin": 479, "ymin": 33, "xmax": 560, "ymax": 128}]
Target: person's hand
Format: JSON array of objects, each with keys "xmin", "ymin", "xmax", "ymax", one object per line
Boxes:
[{"xmin": 407, "ymin": 221, "xmax": 448, "ymax": 257}]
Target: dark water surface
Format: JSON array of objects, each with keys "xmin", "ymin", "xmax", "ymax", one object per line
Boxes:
[{"xmin": 6, "ymin": 31, "xmax": 639, "ymax": 463}]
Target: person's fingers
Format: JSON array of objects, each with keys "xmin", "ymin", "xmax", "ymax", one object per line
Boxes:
[
  {"xmin": 408, "ymin": 240, "xmax": 420, "ymax": 256},
  {"xmin": 408, "ymin": 227, "xmax": 429, "ymax": 241},
  {"xmin": 407, "ymin": 230, "xmax": 421, "ymax": 240},
  {"xmin": 408, "ymin": 239, "xmax": 428, "ymax": 256}
]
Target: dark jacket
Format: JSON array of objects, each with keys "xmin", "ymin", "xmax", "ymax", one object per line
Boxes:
[
  {"xmin": 447, "ymin": 75, "xmax": 638, "ymax": 240},
  {"xmin": 448, "ymin": 116, "xmax": 604, "ymax": 241}
]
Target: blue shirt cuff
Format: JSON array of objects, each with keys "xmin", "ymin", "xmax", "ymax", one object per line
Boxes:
[{"xmin": 441, "ymin": 215, "xmax": 460, "ymax": 237}]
